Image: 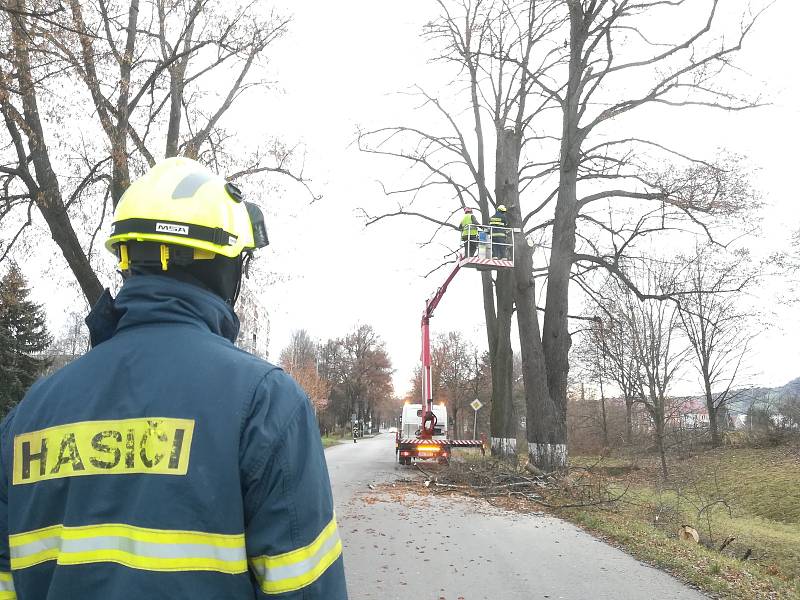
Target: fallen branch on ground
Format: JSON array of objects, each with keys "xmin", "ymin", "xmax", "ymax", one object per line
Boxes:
[{"xmin": 402, "ymin": 459, "xmax": 630, "ymax": 511}]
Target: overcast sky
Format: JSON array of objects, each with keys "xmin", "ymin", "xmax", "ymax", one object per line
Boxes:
[{"xmin": 25, "ymin": 0, "xmax": 800, "ymax": 398}]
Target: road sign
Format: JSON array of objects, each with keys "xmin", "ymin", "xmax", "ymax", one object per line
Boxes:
[{"xmin": 471, "ymin": 399, "xmax": 483, "ymax": 438}]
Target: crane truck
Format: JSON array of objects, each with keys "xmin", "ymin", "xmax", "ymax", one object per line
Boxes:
[{"xmin": 396, "ymin": 223, "xmax": 515, "ymax": 465}]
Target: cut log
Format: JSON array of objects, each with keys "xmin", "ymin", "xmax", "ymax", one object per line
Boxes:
[
  {"xmin": 525, "ymin": 462, "xmax": 547, "ymax": 477},
  {"xmin": 679, "ymin": 525, "xmax": 699, "ymax": 543}
]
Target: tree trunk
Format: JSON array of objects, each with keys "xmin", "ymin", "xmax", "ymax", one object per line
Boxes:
[
  {"xmin": 494, "ymin": 129, "xmax": 560, "ymax": 468},
  {"xmin": 704, "ymin": 378, "xmax": 722, "ymax": 447},
  {"xmin": 599, "ymin": 373, "xmax": 609, "ymax": 448},
  {"xmin": 489, "ymin": 268, "xmax": 516, "ymax": 457},
  {"xmin": 625, "ymin": 397, "xmax": 633, "ymax": 444},
  {"xmin": 655, "ymin": 415, "xmax": 668, "ymax": 480},
  {"xmin": 709, "ymin": 407, "xmax": 721, "ymax": 446},
  {"xmin": 474, "ymin": 124, "xmax": 515, "ymax": 459},
  {"xmin": 480, "ymin": 270, "xmax": 510, "ymax": 455},
  {"xmin": 539, "ymin": 10, "xmax": 585, "ymax": 470}
]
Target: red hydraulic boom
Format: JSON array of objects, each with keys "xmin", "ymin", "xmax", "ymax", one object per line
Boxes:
[
  {"xmin": 419, "ymin": 261, "xmax": 462, "ymax": 438},
  {"xmin": 396, "ymin": 225, "xmax": 514, "ymax": 465}
]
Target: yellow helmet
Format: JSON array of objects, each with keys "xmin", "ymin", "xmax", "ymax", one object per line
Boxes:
[
  {"xmin": 105, "ymin": 157, "xmax": 268, "ymax": 271},
  {"xmin": 497, "ymin": 204, "xmax": 507, "ymax": 212}
]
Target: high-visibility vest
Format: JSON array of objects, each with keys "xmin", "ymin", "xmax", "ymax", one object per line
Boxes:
[{"xmin": 460, "ymin": 214, "xmax": 479, "ymax": 240}]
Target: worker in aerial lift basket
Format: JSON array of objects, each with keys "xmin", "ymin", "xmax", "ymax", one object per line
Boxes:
[
  {"xmin": 0, "ymin": 157, "xmax": 347, "ymax": 600},
  {"xmin": 489, "ymin": 204, "xmax": 509, "ymax": 259},
  {"xmin": 460, "ymin": 207, "xmax": 481, "ymax": 257}
]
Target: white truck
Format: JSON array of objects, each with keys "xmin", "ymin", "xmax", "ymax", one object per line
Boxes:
[{"xmin": 396, "ymin": 403, "xmax": 449, "ymax": 465}]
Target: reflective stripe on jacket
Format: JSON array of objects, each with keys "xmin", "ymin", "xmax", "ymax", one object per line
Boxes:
[
  {"xmin": 0, "ymin": 275, "xmax": 347, "ymax": 600},
  {"xmin": 489, "ymin": 213, "xmax": 508, "ymax": 237},
  {"xmin": 0, "ymin": 571, "xmax": 13, "ymax": 600},
  {"xmin": 460, "ymin": 214, "xmax": 479, "ymax": 239}
]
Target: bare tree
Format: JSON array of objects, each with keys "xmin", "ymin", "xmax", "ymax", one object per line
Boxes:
[
  {"xmin": 572, "ymin": 323, "xmax": 610, "ymax": 447},
  {"xmin": 0, "ymin": 0, "xmax": 307, "ymax": 305},
  {"xmin": 316, "ymin": 325, "xmax": 394, "ymax": 435},
  {"xmin": 45, "ymin": 309, "xmax": 91, "ymax": 371},
  {"xmin": 467, "ymin": 348, "xmax": 492, "ymax": 437},
  {"xmin": 778, "ymin": 392, "xmax": 800, "ymax": 432},
  {"xmin": 435, "ymin": 331, "xmax": 478, "ymax": 438},
  {"xmin": 525, "ymin": 0, "xmax": 767, "ymax": 470},
  {"xmin": 278, "ymin": 329, "xmax": 329, "ymax": 413},
  {"xmin": 676, "ymin": 246, "xmax": 756, "ymax": 446},
  {"xmin": 359, "ymin": 0, "xmax": 564, "ymax": 457},
  {"xmin": 609, "ymin": 264, "xmax": 689, "ymax": 479},
  {"xmin": 359, "ymin": 0, "xmax": 764, "ymax": 471},
  {"xmin": 581, "ymin": 308, "xmax": 640, "ymax": 445},
  {"xmin": 279, "ymin": 329, "xmax": 317, "ymax": 370}
]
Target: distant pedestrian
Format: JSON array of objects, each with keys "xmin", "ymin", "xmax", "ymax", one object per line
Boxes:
[{"xmin": 460, "ymin": 208, "xmax": 480, "ymax": 257}]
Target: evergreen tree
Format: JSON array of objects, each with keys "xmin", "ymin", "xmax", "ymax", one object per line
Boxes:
[{"xmin": 0, "ymin": 264, "xmax": 51, "ymax": 416}]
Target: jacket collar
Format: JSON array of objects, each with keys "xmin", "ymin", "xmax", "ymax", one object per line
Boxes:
[{"xmin": 86, "ymin": 275, "xmax": 240, "ymax": 347}]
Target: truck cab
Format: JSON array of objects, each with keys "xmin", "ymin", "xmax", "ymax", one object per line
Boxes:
[
  {"xmin": 401, "ymin": 403, "xmax": 447, "ymax": 439},
  {"xmin": 397, "ymin": 403, "xmax": 449, "ymax": 465}
]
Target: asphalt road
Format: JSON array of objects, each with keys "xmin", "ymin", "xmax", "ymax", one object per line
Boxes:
[{"xmin": 326, "ymin": 433, "xmax": 707, "ymax": 600}]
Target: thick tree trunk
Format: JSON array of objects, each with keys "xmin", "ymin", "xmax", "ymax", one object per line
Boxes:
[
  {"xmin": 481, "ymin": 272, "xmax": 497, "ymax": 358},
  {"xmin": 517, "ymin": 245, "xmax": 560, "ymax": 467},
  {"xmin": 540, "ymin": 146, "xmax": 578, "ymax": 467},
  {"xmin": 489, "ymin": 269, "xmax": 516, "ymax": 457},
  {"xmin": 494, "ymin": 129, "xmax": 560, "ymax": 467},
  {"xmin": 473, "ymin": 125, "xmax": 515, "ymax": 459},
  {"xmin": 538, "ymin": 7, "xmax": 587, "ymax": 470}
]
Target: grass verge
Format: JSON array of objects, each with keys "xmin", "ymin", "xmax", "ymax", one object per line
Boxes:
[
  {"xmin": 321, "ymin": 436, "xmax": 344, "ymax": 448},
  {"xmin": 565, "ymin": 445, "xmax": 800, "ymax": 599}
]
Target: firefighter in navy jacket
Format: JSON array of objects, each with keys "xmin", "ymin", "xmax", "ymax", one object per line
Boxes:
[{"xmin": 0, "ymin": 158, "xmax": 347, "ymax": 599}]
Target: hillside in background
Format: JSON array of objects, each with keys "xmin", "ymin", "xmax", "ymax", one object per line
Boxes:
[{"xmin": 726, "ymin": 377, "xmax": 800, "ymax": 415}]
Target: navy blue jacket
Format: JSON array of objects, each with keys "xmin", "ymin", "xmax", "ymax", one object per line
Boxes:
[{"xmin": 0, "ymin": 275, "xmax": 347, "ymax": 599}]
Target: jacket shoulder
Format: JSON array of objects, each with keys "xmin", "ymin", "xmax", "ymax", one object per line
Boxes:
[{"xmin": 247, "ymin": 366, "xmax": 311, "ymax": 423}]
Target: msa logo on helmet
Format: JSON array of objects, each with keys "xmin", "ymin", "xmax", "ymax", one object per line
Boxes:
[{"xmin": 156, "ymin": 222, "xmax": 189, "ymax": 236}]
